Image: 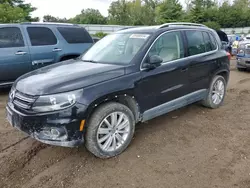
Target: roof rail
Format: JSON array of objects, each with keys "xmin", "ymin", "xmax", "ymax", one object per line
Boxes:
[
  {"xmin": 157, "ymin": 22, "xmax": 207, "ymax": 29},
  {"xmin": 22, "ymin": 22, "xmax": 78, "ymax": 26},
  {"xmin": 118, "ymin": 26, "xmax": 136, "ymax": 31}
]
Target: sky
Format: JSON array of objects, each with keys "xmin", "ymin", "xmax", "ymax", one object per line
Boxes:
[{"xmin": 24, "ymin": 0, "xmax": 114, "ymax": 20}]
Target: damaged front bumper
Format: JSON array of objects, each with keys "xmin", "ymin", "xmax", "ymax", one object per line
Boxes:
[{"xmin": 6, "ymin": 102, "xmax": 87, "ymax": 147}]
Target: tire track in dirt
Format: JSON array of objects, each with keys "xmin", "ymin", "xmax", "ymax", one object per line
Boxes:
[{"xmin": 0, "ymin": 136, "xmax": 29, "ymax": 153}]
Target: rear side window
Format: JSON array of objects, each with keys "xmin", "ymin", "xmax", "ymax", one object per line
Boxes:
[
  {"xmin": 27, "ymin": 27, "xmax": 57, "ymax": 46},
  {"xmin": 208, "ymin": 33, "xmax": 217, "ymax": 50},
  {"xmin": 0, "ymin": 27, "xmax": 24, "ymax": 48},
  {"xmin": 202, "ymin": 32, "xmax": 213, "ymax": 52},
  {"xmin": 186, "ymin": 30, "xmax": 206, "ymax": 56},
  {"xmin": 57, "ymin": 27, "xmax": 93, "ymax": 44}
]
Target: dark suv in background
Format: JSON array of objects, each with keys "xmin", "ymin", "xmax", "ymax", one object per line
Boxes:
[
  {"xmin": 6, "ymin": 23, "xmax": 230, "ymax": 158},
  {"xmin": 0, "ymin": 23, "xmax": 93, "ymax": 87}
]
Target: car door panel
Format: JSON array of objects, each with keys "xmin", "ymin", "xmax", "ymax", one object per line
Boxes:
[
  {"xmin": 136, "ymin": 31, "xmax": 189, "ymax": 112},
  {"xmin": 0, "ymin": 26, "xmax": 31, "ymax": 83},
  {"xmin": 24, "ymin": 26, "xmax": 63, "ymax": 70},
  {"xmin": 188, "ymin": 54, "xmax": 216, "ymax": 92},
  {"xmin": 137, "ymin": 60, "xmax": 189, "ymax": 111}
]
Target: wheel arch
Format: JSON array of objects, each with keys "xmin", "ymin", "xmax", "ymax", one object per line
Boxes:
[
  {"xmin": 213, "ymin": 69, "xmax": 230, "ymax": 84},
  {"xmin": 84, "ymin": 93, "xmax": 141, "ymax": 126}
]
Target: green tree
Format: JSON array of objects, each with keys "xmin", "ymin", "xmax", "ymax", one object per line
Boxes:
[
  {"xmin": 0, "ymin": 3, "xmax": 26, "ymax": 23},
  {"xmin": 43, "ymin": 15, "xmax": 68, "ymax": 23},
  {"xmin": 108, "ymin": 0, "xmax": 130, "ymax": 25},
  {"xmin": 108, "ymin": 0, "xmax": 158, "ymax": 25},
  {"xmin": 71, "ymin": 8, "xmax": 106, "ymax": 24},
  {"xmin": 156, "ymin": 0, "xmax": 183, "ymax": 24},
  {"xmin": 202, "ymin": 21, "xmax": 220, "ymax": 30},
  {"xmin": 0, "ymin": 0, "xmax": 37, "ymax": 23}
]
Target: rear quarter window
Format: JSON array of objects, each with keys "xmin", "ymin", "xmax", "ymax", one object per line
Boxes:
[
  {"xmin": 208, "ymin": 33, "xmax": 218, "ymax": 50},
  {"xmin": 57, "ymin": 27, "xmax": 93, "ymax": 44},
  {"xmin": 202, "ymin": 32, "xmax": 213, "ymax": 52}
]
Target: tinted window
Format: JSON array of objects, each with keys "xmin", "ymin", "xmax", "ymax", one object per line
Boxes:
[
  {"xmin": 202, "ymin": 32, "xmax": 212, "ymax": 52},
  {"xmin": 0, "ymin": 27, "xmax": 24, "ymax": 48},
  {"xmin": 148, "ymin": 31, "xmax": 184, "ymax": 63},
  {"xmin": 186, "ymin": 31, "xmax": 206, "ymax": 56},
  {"xmin": 209, "ymin": 33, "xmax": 217, "ymax": 50},
  {"xmin": 27, "ymin": 27, "xmax": 57, "ymax": 46},
  {"xmin": 57, "ymin": 27, "xmax": 93, "ymax": 43}
]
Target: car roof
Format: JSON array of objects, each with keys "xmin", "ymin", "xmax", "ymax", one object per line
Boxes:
[
  {"xmin": 116, "ymin": 23, "xmax": 212, "ymax": 34},
  {"xmin": 0, "ymin": 22, "xmax": 79, "ymax": 27},
  {"xmin": 117, "ymin": 25, "xmax": 211, "ymax": 34}
]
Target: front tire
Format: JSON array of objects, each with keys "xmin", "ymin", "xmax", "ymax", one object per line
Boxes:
[
  {"xmin": 85, "ymin": 102, "xmax": 135, "ymax": 158},
  {"xmin": 202, "ymin": 75, "xmax": 226, "ymax": 109}
]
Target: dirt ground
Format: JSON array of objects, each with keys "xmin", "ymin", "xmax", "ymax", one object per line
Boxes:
[{"xmin": 1, "ymin": 60, "xmax": 250, "ymax": 188}]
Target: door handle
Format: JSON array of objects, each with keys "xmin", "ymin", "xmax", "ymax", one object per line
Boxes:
[
  {"xmin": 181, "ymin": 67, "xmax": 188, "ymax": 72},
  {"xmin": 15, "ymin": 51, "xmax": 27, "ymax": 55},
  {"xmin": 53, "ymin": 48, "xmax": 62, "ymax": 52}
]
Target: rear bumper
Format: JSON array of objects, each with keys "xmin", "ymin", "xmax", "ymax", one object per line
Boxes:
[{"xmin": 6, "ymin": 102, "xmax": 87, "ymax": 148}]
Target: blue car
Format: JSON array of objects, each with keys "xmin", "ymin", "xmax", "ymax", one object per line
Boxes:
[
  {"xmin": 0, "ymin": 23, "xmax": 93, "ymax": 87},
  {"xmin": 236, "ymin": 40, "xmax": 250, "ymax": 71}
]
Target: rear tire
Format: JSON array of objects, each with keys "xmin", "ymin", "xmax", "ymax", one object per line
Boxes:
[
  {"xmin": 85, "ymin": 102, "xmax": 135, "ymax": 158},
  {"xmin": 202, "ymin": 75, "xmax": 226, "ymax": 109}
]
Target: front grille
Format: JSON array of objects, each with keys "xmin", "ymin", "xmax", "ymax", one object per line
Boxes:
[{"xmin": 12, "ymin": 90, "xmax": 37, "ymax": 110}]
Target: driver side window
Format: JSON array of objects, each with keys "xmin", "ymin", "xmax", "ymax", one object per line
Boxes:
[{"xmin": 148, "ymin": 31, "xmax": 184, "ymax": 63}]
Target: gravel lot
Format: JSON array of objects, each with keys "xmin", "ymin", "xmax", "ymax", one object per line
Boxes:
[{"xmin": 1, "ymin": 60, "xmax": 250, "ymax": 188}]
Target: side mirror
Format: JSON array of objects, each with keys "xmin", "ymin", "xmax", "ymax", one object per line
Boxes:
[
  {"xmin": 149, "ymin": 55, "xmax": 163, "ymax": 65},
  {"xmin": 143, "ymin": 55, "xmax": 163, "ymax": 69}
]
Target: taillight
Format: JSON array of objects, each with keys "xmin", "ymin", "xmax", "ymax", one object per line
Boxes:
[{"xmin": 226, "ymin": 52, "xmax": 231, "ymax": 61}]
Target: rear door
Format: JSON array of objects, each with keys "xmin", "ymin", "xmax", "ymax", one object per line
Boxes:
[
  {"xmin": 24, "ymin": 26, "xmax": 63, "ymax": 70},
  {"xmin": 185, "ymin": 30, "xmax": 218, "ymax": 92},
  {"xmin": 0, "ymin": 26, "xmax": 31, "ymax": 84}
]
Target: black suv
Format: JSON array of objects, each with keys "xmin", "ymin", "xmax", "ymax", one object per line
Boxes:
[{"xmin": 6, "ymin": 23, "xmax": 230, "ymax": 158}]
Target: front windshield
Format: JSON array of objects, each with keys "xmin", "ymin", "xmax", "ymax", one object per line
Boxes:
[{"xmin": 82, "ymin": 33, "xmax": 151, "ymax": 64}]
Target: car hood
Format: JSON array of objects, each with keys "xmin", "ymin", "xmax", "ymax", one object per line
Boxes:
[{"xmin": 15, "ymin": 59, "xmax": 125, "ymax": 96}]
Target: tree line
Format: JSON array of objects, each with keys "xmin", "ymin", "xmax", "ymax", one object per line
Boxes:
[{"xmin": 1, "ymin": 0, "xmax": 250, "ymax": 30}]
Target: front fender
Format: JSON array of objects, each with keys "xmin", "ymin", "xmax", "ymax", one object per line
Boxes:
[{"xmin": 78, "ymin": 72, "xmax": 141, "ymax": 107}]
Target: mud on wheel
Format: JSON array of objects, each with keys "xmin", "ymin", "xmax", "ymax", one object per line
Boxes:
[{"xmin": 85, "ymin": 102, "xmax": 135, "ymax": 158}]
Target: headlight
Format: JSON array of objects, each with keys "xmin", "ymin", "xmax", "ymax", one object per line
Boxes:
[{"xmin": 32, "ymin": 89, "xmax": 83, "ymax": 112}]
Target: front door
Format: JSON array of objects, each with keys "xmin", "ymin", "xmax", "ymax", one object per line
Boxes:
[
  {"xmin": 24, "ymin": 26, "xmax": 63, "ymax": 70},
  {"xmin": 137, "ymin": 31, "xmax": 190, "ymax": 112},
  {"xmin": 0, "ymin": 26, "xmax": 31, "ymax": 84}
]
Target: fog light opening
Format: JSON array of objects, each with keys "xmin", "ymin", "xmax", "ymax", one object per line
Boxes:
[
  {"xmin": 35, "ymin": 127, "xmax": 68, "ymax": 141},
  {"xmin": 51, "ymin": 128, "xmax": 61, "ymax": 137}
]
